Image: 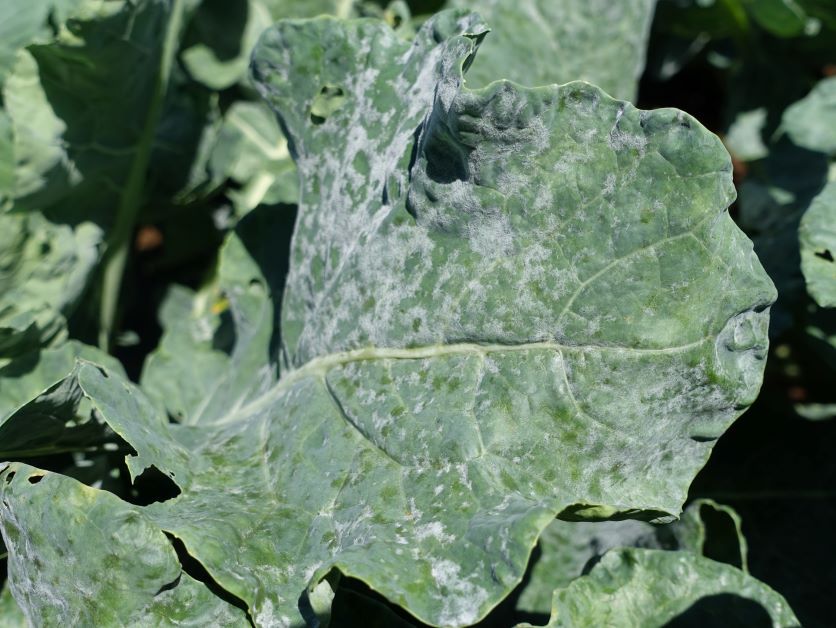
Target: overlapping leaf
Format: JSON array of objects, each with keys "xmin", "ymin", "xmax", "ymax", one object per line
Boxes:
[
  {"xmin": 0, "ymin": 9, "xmax": 778, "ymax": 627},
  {"xmin": 0, "ymin": 213, "xmax": 100, "ymax": 356},
  {"xmin": 782, "ymin": 76, "xmax": 836, "ymax": 155},
  {"xmin": 799, "ymin": 181, "xmax": 836, "ymax": 307},
  {"xmin": 446, "ymin": 0, "xmax": 657, "ymax": 101},
  {"xmin": 180, "ymin": 0, "xmax": 352, "ymax": 91},
  {"xmin": 520, "ymin": 548, "xmax": 798, "ymax": 627},
  {"xmin": 0, "ymin": 341, "xmax": 124, "ymax": 458},
  {"xmin": 140, "ymin": 206, "xmax": 293, "ymax": 424},
  {"xmin": 516, "ymin": 499, "xmax": 748, "ymax": 615},
  {"xmin": 4, "ymin": 0, "xmax": 173, "ymax": 222},
  {"xmin": 0, "ymin": 463, "xmax": 246, "ymax": 626}
]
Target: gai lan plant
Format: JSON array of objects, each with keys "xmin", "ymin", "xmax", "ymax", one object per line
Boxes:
[{"xmin": 0, "ymin": 0, "xmax": 809, "ymax": 626}]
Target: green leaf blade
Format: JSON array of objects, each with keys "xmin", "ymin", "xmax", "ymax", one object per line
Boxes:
[
  {"xmin": 524, "ymin": 548, "xmax": 798, "ymax": 627},
  {"xmin": 0, "ymin": 8, "xmax": 779, "ymax": 627},
  {"xmin": 782, "ymin": 76, "xmax": 836, "ymax": 155},
  {"xmin": 446, "ymin": 0, "xmax": 657, "ymax": 100},
  {"xmin": 799, "ymin": 180, "xmax": 836, "ymax": 307},
  {"xmin": 0, "ymin": 463, "xmax": 247, "ymax": 626}
]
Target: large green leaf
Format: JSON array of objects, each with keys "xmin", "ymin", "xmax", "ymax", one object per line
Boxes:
[
  {"xmin": 140, "ymin": 206, "xmax": 293, "ymax": 424},
  {"xmin": 180, "ymin": 0, "xmax": 350, "ymax": 91},
  {"xmin": 0, "ymin": 342, "xmax": 125, "ymax": 458},
  {"xmin": 4, "ymin": 0, "xmax": 171, "ymax": 222},
  {"xmin": 0, "ymin": 0, "xmax": 209, "ymax": 351},
  {"xmin": 520, "ymin": 548, "xmax": 798, "ymax": 627},
  {"xmin": 799, "ymin": 180, "xmax": 836, "ymax": 308},
  {"xmin": 446, "ymin": 0, "xmax": 657, "ymax": 100},
  {"xmin": 517, "ymin": 499, "xmax": 748, "ymax": 615},
  {"xmin": 0, "ymin": 10, "xmax": 775, "ymax": 627},
  {"xmin": 0, "ymin": 463, "xmax": 246, "ymax": 626},
  {"xmin": 0, "ymin": 213, "xmax": 100, "ymax": 357},
  {"xmin": 782, "ymin": 76, "xmax": 836, "ymax": 156},
  {"xmin": 209, "ymin": 102, "xmax": 298, "ymax": 213}
]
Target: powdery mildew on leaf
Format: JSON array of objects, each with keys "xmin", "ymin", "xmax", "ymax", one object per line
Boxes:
[
  {"xmin": 521, "ymin": 548, "xmax": 798, "ymax": 627},
  {"xmin": 0, "ymin": 9, "xmax": 776, "ymax": 628},
  {"xmin": 516, "ymin": 498, "xmax": 749, "ymax": 614},
  {"xmin": 0, "ymin": 463, "xmax": 246, "ymax": 626}
]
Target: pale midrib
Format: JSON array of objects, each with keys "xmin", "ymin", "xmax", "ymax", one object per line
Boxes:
[{"xmin": 216, "ymin": 336, "xmax": 711, "ymax": 424}]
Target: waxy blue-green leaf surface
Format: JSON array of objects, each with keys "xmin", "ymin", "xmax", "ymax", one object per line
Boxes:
[
  {"xmin": 782, "ymin": 76, "xmax": 836, "ymax": 155},
  {"xmin": 0, "ymin": 342, "xmax": 124, "ymax": 458},
  {"xmin": 0, "ymin": 10, "xmax": 776, "ymax": 627},
  {"xmin": 520, "ymin": 548, "xmax": 798, "ymax": 627},
  {"xmin": 799, "ymin": 180, "xmax": 836, "ymax": 307},
  {"xmin": 447, "ymin": 0, "xmax": 657, "ymax": 101},
  {"xmin": 0, "ymin": 463, "xmax": 247, "ymax": 626},
  {"xmin": 140, "ymin": 206, "xmax": 292, "ymax": 424},
  {"xmin": 516, "ymin": 499, "xmax": 748, "ymax": 614},
  {"xmin": 0, "ymin": 582, "xmax": 24, "ymax": 628},
  {"xmin": 0, "ymin": 213, "xmax": 100, "ymax": 357},
  {"xmin": 3, "ymin": 0, "xmax": 172, "ymax": 222}
]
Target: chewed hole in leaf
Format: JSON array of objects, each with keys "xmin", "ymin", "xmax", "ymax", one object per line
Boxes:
[
  {"xmin": 27, "ymin": 474, "xmax": 44, "ymax": 484},
  {"xmin": 4, "ymin": 471, "xmax": 14, "ymax": 484},
  {"xmin": 310, "ymin": 85, "xmax": 346, "ymax": 125},
  {"xmin": 699, "ymin": 504, "xmax": 744, "ymax": 570},
  {"xmin": 128, "ymin": 465, "xmax": 181, "ymax": 505},
  {"xmin": 814, "ymin": 249, "xmax": 834, "ymax": 262}
]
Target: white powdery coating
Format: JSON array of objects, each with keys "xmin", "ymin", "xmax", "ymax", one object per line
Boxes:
[
  {"xmin": 234, "ymin": 11, "xmax": 774, "ymax": 628},
  {"xmin": 430, "ymin": 559, "xmax": 491, "ymax": 626},
  {"xmin": 414, "ymin": 521, "xmax": 456, "ymax": 544},
  {"xmin": 253, "ymin": 599, "xmax": 286, "ymax": 628}
]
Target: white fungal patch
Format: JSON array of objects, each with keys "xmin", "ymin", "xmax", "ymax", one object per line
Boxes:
[
  {"xmin": 465, "ymin": 212, "xmax": 514, "ymax": 259},
  {"xmin": 430, "ymin": 559, "xmax": 491, "ymax": 626},
  {"xmin": 414, "ymin": 521, "xmax": 455, "ymax": 544}
]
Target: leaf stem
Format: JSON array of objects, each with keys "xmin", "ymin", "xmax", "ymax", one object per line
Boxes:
[
  {"xmin": 335, "ymin": 0, "xmax": 353, "ymax": 19},
  {"xmin": 98, "ymin": 0, "xmax": 185, "ymax": 352}
]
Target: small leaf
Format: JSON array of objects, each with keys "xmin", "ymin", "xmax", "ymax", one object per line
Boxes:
[
  {"xmin": 782, "ymin": 76, "xmax": 836, "ymax": 155},
  {"xmin": 516, "ymin": 499, "xmax": 748, "ymax": 615},
  {"xmin": 799, "ymin": 180, "xmax": 836, "ymax": 307},
  {"xmin": 518, "ymin": 548, "xmax": 798, "ymax": 627},
  {"xmin": 745, "ymin": 0, "xmax": 810, "ymax": 37}
]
